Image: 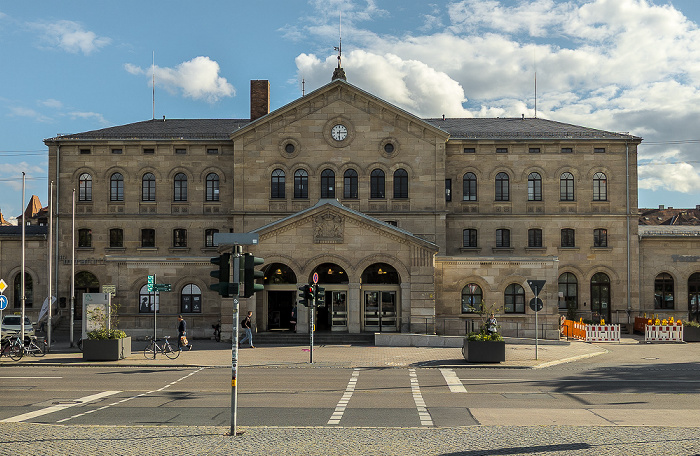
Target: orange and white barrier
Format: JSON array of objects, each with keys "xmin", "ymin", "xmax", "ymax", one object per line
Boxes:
[
  {"xmin": 585, "ymin": 324, "xmax": 621, "ymax": 342},
  {"xmin": 561, "ymin": 320, "xmax": 587, "ymax": 340},
  {"xmin": 645, "ymin": 324, "xmax": 684, "ymax": 342}
]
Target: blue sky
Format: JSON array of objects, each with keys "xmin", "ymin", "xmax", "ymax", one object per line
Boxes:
[{"xmin": 1, "ymin": 0, "xmax": 700, "ymax": 219}]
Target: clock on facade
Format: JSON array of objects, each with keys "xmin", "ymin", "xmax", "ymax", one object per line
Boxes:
[{"xmin": 331, "ymin": 124, "xmax": 348, "ymax": 141}]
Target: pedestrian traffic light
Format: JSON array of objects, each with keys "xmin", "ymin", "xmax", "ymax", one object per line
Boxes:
[
  {"xmin": 210, "ymin": 253, "xmax": 237, "ymax": 297},
  {"xmin": 315, "ymin": 285, "xmax": 326, "ymax": 308},
  {"xmin": 240, "ymin": 253, "xmax": 265, "ymax": 298},
  {"xmin": 298, "ymin": 284, "xmax": 313, "ymax": 306}
]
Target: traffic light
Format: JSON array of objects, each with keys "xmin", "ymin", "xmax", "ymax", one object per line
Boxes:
[
  {"xmin": 298, "ymin": 284, "xmax": 313, "ymax": 306},
  {"xmin": 241, "ymin": 253, "xmax": 264, "ymax": 298},
  {"xmin": 315, "ymin": 285, "xmax": 326, "ymax": 308},
  {"xmin": 210, "ymin": 253, "xmax": 237, "ymax": 297}
]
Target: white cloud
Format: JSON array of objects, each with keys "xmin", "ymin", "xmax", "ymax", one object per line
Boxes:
[
  {"xmin": 31, "ymin": 20, "xmax": 110, "ymax": 55},
  {"xmin": 40, "ymin": 99, "xmax": 63, "ymax": 109},
  {"xmin": 8, "ymin": 106, "xmax": 52, "ymax": 123},
  {"xmin": 68, "ymin": 111, "xmax": 108, "ymax": 125},
  {"xmin": 125, "ymin": 56, "xmax": 235, "ymax": 103},
  {"xmin": 639, "ymin": 162, "xmax": 700, "ymax": 193}
]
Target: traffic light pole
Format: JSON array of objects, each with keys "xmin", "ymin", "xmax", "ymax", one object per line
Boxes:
[
  {"xmin": 231, "ymin": 245, "xmax": 242, "ymax": 436},
  {"xmin": 309, "ymin": 292, "xmax": 315, "ymax": 364}
]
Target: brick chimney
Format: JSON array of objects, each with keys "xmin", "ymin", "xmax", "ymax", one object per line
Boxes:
[{"xmin": 250, "ymin": 80, "xmax": 270, "ymax": 121}]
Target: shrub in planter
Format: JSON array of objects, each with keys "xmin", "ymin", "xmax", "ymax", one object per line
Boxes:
[
  {"xmin": 82, "ymin": 302, "xmax": 130, "ymax": 360},
  {"xmin": 462, "ymin": 304, "xmax": 505, "ymax": 363},
  {"xmin": 682, "ymin": 320, "xmax": 700, "ymax": 342}
]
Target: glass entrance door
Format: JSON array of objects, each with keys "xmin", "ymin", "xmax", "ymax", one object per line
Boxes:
[
  {"xmin": 363, "ymin": 290, "xmax": 398, "ymax": 332},
  {"xmin": 331, "ymin": 291, "xmax": 347, "ymax": 331}
]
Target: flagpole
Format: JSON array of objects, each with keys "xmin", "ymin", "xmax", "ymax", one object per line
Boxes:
[
  {"xmin": 70, "ymin": 189, "xmax": 75, "ymax": 347},
  {"xmin": 47, "ymin": 181, "xmax": 53, "ymax": 351},
  {"xmin": 21, "ymin": 172, "xmax": 26, "ymax": 344}
]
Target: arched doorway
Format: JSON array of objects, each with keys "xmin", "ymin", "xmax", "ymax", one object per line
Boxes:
[
  {"xmin": 75, "ymin": 271, "xmax": 100, "ymax": 320},
  {"xmin": 362, "ymin": 263, "xmax": 400, "ymax": 332},
  {"xmin": 689, "ymin": 273, "xmax": 700, "ymax": 322},
  {"xmin": 311, "ymin": 263, "xmax": 349, "ymax": 332},
  {"xmin": 264, "ymin": 263, "xmax": 297, "ymax": 331},
  {"xmin": 590, "ymin": 272, "xmax": 610, "ymax": 322}
]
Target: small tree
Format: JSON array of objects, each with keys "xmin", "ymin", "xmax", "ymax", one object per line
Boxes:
[
  {"xmin": 86, "ymin": 301, "xmax": 126, "ymax": 340},
  {"xmin": 467, "ymin": 303, "xmax": 504, "ymax": 342}
]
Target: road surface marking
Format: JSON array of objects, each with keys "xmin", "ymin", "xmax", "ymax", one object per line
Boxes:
[
  {"xmin": 327, "ymin": 368, "xmax": 360, "ymax": 425},
  {"xmin": 56, "ymin": 367, "xmax": 205, "ymax": 423},
  {"xmin": 1, "ymin": 391, "xmax": 120, "ymax": 423},
  {"xmin": 409, "ymin": 369, "xmax": 433, "ymax": 426},
  {"xmin": 440, "ymin": 369, "xmax": 467, "ymax": 393},
  {"xmin": 0, "ymin": 377, "xmax": 62, "ymax": 379}
]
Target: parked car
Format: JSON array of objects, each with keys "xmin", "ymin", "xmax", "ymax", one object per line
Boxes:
[{"xmin": 1, "ymin": 315, "xmax": 35, "ymax": 338}]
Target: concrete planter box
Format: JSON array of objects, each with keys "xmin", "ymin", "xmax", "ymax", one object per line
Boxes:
[
  {"xmin": 82, "ymin": 337, "xmax": 131, "ymax": 361},
  {"xmin": 684, "ymin": 326, "xmax": 700, "ymax": 342},
  {"xmin": 462, "ymin": 338, "xmax": 505, "ymax": 363}
]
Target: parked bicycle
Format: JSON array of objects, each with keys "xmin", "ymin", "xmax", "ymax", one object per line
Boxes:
[
  {"xmin": 23, "ymin": 336, "xmax": 47, "ymax": 357},
  {"xmin": 1, "ymin": 333, "xmax": 25, "ymax": 361},
  {"xmin": 143, "ymin": 335, "xmax": 180, "ymax": 359}
]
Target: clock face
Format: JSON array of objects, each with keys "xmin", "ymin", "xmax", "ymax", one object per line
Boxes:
[{"xmin": 331, "ymin": 124, "xmax": 348, "ymax": 141}]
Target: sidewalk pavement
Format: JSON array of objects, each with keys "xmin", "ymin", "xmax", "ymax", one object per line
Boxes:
[{"xmin": 0, "ymin": 334, "xmax": 652, "ymax": 369}]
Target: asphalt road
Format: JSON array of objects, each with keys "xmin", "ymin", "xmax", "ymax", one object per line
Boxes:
[{"xmin": 2, "ymin": 358, "xmax": 700, "ymax": 428}]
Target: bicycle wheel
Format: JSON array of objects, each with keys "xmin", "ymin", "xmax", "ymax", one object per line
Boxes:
[
  {"xmin": 164, "ymin": 342, "xmax": 180, "ymax": 359},
  {"xmin": 9, "ymin": 343, "xmax": 23, "ymax": 361},
  {"xmin": 143, "ymin": 341, "xmax": 156, "ymax": 359},
  {"xmin": 29, "ymin": 341, "xmax": 46, "ymax": 357}
]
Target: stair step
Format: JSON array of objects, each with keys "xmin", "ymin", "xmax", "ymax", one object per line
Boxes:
[{"xmin": 252, "ymin": 332, "xmax": 374, "ymax": 346}]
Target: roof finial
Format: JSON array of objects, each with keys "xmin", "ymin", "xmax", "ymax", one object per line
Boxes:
[{"xmin": 332, "ymin": 10, "xmax": 346, "ymax": 81}]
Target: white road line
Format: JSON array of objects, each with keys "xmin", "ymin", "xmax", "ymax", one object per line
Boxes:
[
  {"xmin": 440, "ymin": 368, "xmax": 467, "ymax": 393},
  {"xmin": 409, "ymin": 369, "xmax": 433, "ymax": 426},
  {"xmin": 327, "ymin": 368, "xmax": 360, "ymax": 425},
  {"xmin": 0, "ymin": 377, "xmax": 62, "ymax": 379},
  {"xmin": 56, "ymin": 367, "xmax": 205, "ymax": 423},
  {"xmin": 1, "ymin": 391, "xmax": 121, "ymax": 423}
]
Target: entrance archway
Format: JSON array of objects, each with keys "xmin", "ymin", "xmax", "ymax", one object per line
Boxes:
[
  {"xmin": 361, "ymin": 263, "xmax": 400, "ymax": 332},
  {"xmin": 311, "ymin": 263, "xmax": 349, "ymax": 332},
  {"xmin": 264, "ymin": 263, "xmax": 297, "ymax": 330},
  {"xmin": 75, "ymin": 271, "xmax": 100, "ymax": 320}
]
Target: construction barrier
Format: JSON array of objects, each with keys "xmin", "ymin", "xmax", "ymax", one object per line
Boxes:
[
  {"xmin": 561, "ymin": 320, "xmax": 587, "ymax": 341},
  {"xmin": 645, "ymin": 324, "xmax": 684, "ymax": 342},
  {"xmin": 585, "ymin": 324, "xmax": 621, "ymax": 342}
]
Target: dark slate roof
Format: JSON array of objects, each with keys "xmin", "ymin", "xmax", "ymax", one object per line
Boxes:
[
  {"xmin": 639, "ymin": 207, "xmax": 700, "ymax": 226},
  {"xmin": 44, "ymin": 119, "xmax": 250, "ymax": 142},
  {"xmin": 423, "ymin": 117, "xmax": 640, "ymax": 140},
  {"xmin": 0, "ymin": 226, "xmax": 48, "ymax": 237}
]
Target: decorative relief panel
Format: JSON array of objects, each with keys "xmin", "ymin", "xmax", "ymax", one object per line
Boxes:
[
  {"xmin": 269, "ymin": 201, "xmax": 287, "ymax": 212},
  {"xmin": 313, "ymin": 211, "xmax": 344, "ymax": 244}
]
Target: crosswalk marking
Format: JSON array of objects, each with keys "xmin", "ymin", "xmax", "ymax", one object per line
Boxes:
[
  {"xmin": 327, "ymin": 368, "xmax": 360, "ymax": 425},
  {"xmin": 440, "ymin": 368, "xmax": 467, "ymax": 393},
  {"xmin": 409, "ymin": 369, "xmax": 433, "ymax": 426},
  {"xmin": 1, "ymin": 391, "xmax": 121, "ymax": 423}
]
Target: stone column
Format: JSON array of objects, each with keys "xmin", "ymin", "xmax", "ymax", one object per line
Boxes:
[{"xmin": 348, "ymin": 282, "xmax": 361, "ymax": 333}]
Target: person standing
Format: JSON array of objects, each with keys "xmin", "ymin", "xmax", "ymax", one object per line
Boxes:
[
  {"xmin": 239, "ymin": 311, "xmax": 254, "ymax": 348},
  {"xmin": 177, "ymin": 315, "xmax": 193, "ymax": 351}
]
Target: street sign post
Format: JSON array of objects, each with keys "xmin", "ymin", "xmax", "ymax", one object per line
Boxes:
[
  {"xmin": 529, "ymin": 297, "xmax": 543, "ymax": 312},
  {"xmin": 525, "ymin": 279, "xmax": 546, "ymax": 360},
  {"xmin": 147, "ymin": 275, "xmax": 155, "ymax": 292},
  {"xmin": 153, "ymin": 284, "xmax": 171, "ymax": 292},
  {"xmin": 0, "ymin": 294, "xmax": 7, "ymax": 311}
]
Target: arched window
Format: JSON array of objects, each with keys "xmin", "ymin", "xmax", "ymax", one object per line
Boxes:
[
  {"xmin": 142, "ymin": 173, "xmax": 156, "ymax": 202},
  {"xmin": 79, "ymin": 173, "xmax": 92, "ymax": 201},
  {"xmin": 504, "ymin": 284, "xmax": 525, "ymax": 313},
  {"xmin": 461, "ymin": 284, "xmax": 483, "ymax": 313},
  {"xmin": 527, "ymin": 172, "xmax": 542, "ymax": 201},
  {"xmin": 174, "ymin": 173, "xmax": 187, "ymax": 201},
  {"xmin": 370, "ymin": 169, "xmax": 385, "ymax": 199},
  {"xmin": 593, "ymin": 172, "xmax": 607, "ymax": 201},
  {"xmin": 689, "ymin": 273, "xmax": 700, "ymax": 322},
  {"xmin": 344, "ymin": 169, "xmax": 358, "ymax": 199},
  {"xmin": 139, "ymin": 284, "xmax": 159, "ymax": 313},
  {"xmin": 110, "ymin": 173, "xmax": 124, "ymax": 202},
  {"xmin": 206, "ymin": 173, "xmax": 219, "ymax": 201},
  {"xmin": 321, "ymin": 169, "xmax": 335, "ymax": 199},
  {"xmin": 294, "ymin": 169, "xmax": 308, "ymax": 199},
  {"xmin": 558, "ymin": 273, "xmax": 578, "ymax": 311},
  {"xmin": 463, "ymin": 172, "xmax": 477, "ymax": 201},
  {"xmin": 393, "ymin": 169, "xmax": 408, "ymax": 199},
  {"xmin": 495, "ymin": 172, "xmax": 509, "ymax": 201},
  {"xmin": 591, "ymin": 272, "xmax": 611, "ymax": 320},
  {"xmin": 181, "ymin": 284, "xmax": 202, "ymax": 313},
  {"xmin": 271, "ymin": 169, "xmax": 285, "ymax": 199},
  {"xmin": 654, "ymin": 273, "xmax": 674, "ymax": 309},
  {"xmin": 13, "ymin": 272, "xmax": 33, "ymax": 308},
  {"xmin": 560, "ymin": 172, "xmax": 574, "ymax": 201}
]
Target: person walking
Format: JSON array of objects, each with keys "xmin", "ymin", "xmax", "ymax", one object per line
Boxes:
[
  {"xmin": 239, "ymin": 311, "xmax": 254, "ymax": 348},
  {"xmin": 177, "ymin": 315, "xmax": 193, "ymax": 351}
]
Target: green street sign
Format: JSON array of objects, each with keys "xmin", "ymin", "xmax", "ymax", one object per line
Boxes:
[
  {"xmin": 153, "ymin": 284, "xmax": 171, "ymax": 292},
  {"xmin": 147, "ymin": 275, "xmax": 155, "ymax": 292}
]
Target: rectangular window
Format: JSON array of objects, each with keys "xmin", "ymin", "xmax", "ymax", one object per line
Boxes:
[
  {"xmin": 385, "ymin": 220, "xmax": 398, "ymax": 227},
  {"xmin": 496, "ymin": 147, "xmax": 508, "ymax": 154},
  {"xmin": 207, "ymin": 148, "xmax": 219, "ymax": 155},
  {"xmin": 111, "ymin": 149, "xmax": 122, "ymax": 154},
  {"xmin": 463, "ymin": 229, "xmax": 477, "ymax": 248},
  {"xmin": 496, "ymin": 229, "xmax": 510, "ymax": 248},
  {"xmin": 80, "ymin": 149, "xmax": 91, "ymax": 155},
  {"xmin": 529, "ymin": 148, "xmax": 541, "ymax": 154},
  {"xmin": 463, "ymin": 147, "xmax": 476, "ymax": 154},
  {"xmin": 175, "ymin": 148, "xmax": 187, "ymax": 155},
  {"xmin": 594, "ymin": 228, "xmax": 608, "ymax": 247},
  {"xmin": 594, "ymin": 148, "xmax": 605, "ymax": 154},
  {"xmin": 141, "ymin": 229, "xmax": 155, "ymax": 248},
  {"xmin": 109, "ymin": 229, "xmax": 123, "ymax": 248},
  {"xmin": 173, "ymin": 229, "xmax": 187, "ymax": 248},
  {"xmin": 78, "ymin": 228, "xmax": 92, "ymax": 248},
  {"xmin": 561, "ymin": 147, "xmax": 573, "ymax": 154},
  {"xmin": 205, "ymin": 229, "xmax": 219, "ymax": 248},
  {"xmin": 561, "ymin": 228, "xmax": 575, "ymax": 248},
  {"xmin": 143, "ymin": 148, "xmax": 154, "ymax": 154},
  {"xmin": 528, "ymin": 229, "xmax": 543, "ymax": 248},
  {"xmin": 445, "ymin": 179, "xmax": 452, "ymax": 202}
]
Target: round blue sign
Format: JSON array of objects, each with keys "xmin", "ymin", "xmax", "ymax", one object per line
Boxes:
[
  {"xmin": 0, "ymin": 294, "xmax": 8, "ymax": 311},
  {"xmin": 312, "ymin": 272, "xmax": 319, "ymax": 284}
]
